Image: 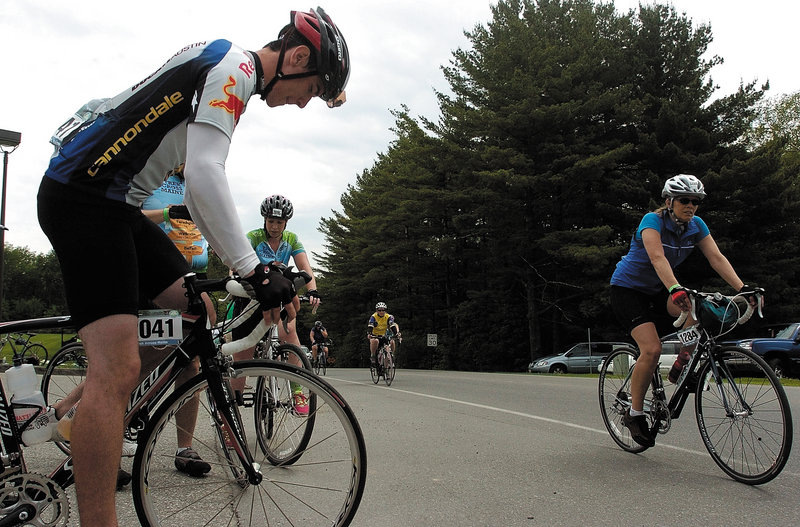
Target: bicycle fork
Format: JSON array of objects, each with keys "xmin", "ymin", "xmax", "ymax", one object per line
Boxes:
[
  {"xmin": 204, "ymin": 360, "xmax": 263, "ymax": 485},
  {"xmin": 706, "ymin": 358, "xmax": 752, "ymax": 419}
]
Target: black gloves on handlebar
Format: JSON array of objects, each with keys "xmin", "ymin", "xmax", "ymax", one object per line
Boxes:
[
  {"xmin": 168, "ymin": 205, "xmax": 193, "ymax": 221},
  {"xmin": 242, "ymin": 264, "xmax": 296, "ymax": 311}
]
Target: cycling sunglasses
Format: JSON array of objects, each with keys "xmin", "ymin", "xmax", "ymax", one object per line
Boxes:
[{"xmin": 676, "ymin": 197, "xmax": 701, "ymax": 206}]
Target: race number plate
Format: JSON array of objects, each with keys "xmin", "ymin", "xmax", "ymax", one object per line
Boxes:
[
  {"xmin": 676, "ymin": 325, "xmax": 700, "ymax": 346},
  {"xmin": 138, "ymin": 310, "xmax": 182, "ymax": 346}
]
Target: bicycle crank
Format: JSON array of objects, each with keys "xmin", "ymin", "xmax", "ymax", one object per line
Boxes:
[{"xmin": 0, "ymin": 473, "xmax": 70, "ymax": 527}]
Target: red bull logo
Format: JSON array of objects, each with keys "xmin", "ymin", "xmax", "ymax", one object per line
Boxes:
[{"xmin": 209, "ymin": 76, "xmax": 245, "ymax": 122}]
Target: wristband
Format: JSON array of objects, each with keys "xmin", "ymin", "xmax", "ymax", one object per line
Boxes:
[{"xmin": 668, "ymin": 284, "xmax": 681, "ymax": 293}]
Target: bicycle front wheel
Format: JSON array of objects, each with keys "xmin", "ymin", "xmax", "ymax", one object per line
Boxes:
[
  {"xmin": 132, "ymin": 360, "xmax": 367, "ymax": 527},
  {"xmin": 320, "ymin": 351, "xmax": 327, "ymax": 375},
  {"xmin": 384, "ymin": 352, "xmax": 395, "ymax": 386},
  {"xmin": 598, "ymin": 347, "xmax": 650, "ymax": 453},
  {"xmin": 253, "ymin": 344, "xmax": 317, "ymax": 464},
  {"xmin": 695, "ymin": 346, "xmax": 793, "ymax": 484}
]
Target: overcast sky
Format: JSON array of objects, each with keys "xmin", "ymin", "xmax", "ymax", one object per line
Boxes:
[{"xmin": 1, "ymin": 0, "xmax": 798, "ymax": 267}]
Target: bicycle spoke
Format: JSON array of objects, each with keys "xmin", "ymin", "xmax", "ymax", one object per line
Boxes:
[
  {"xmin": 132, "ymin": 362, "xmax": 366, "ymax": 527},
  {"xmin": 695, "ymin": 347, "xmax": 792, "ymax": 484}
]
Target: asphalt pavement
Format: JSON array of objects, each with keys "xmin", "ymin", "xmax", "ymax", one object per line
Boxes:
[{"xmin": 16, "ymin": 369, "xmax": 800, "ymax": 526}]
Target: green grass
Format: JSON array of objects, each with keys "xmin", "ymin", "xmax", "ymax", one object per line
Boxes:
[{"xmin": 1, "ymin": 332, "xmax": 78, "ymax": 365}]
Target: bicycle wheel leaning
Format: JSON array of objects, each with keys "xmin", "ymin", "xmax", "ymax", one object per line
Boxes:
[
  {"xmin": 695, "ymin": 345, "xmax": 793, "ymax": 485},
  {"xmin": 41, "ymin": 343, "xmax": 87, "ymax": 455},
  {"xmin": 22, "ymin": 343, "xmax": 49, "ymax": 366},
  {"xmin": 253, "ymin": 343, "xmax": 317, "ymax": 464},
  {"xmin": 598, "ymin": 347, "xmax": 650, "ymax": 453},
  {"xmin": 132, "ymin": 360, "xmax": 367, "ymax": 527}
]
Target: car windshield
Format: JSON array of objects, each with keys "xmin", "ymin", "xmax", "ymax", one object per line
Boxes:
[{"xmin": 774, "ymin": 323, "xmax": 799, "ymax": 340}]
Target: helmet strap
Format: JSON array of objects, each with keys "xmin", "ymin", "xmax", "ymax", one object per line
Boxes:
[
  {"xmin": 259, "ymin": 40, "xmax": 318, "ymax": 101},
  {"xmin": 666, "ymin": 201, "xmax": 688, "ymax": 229}
]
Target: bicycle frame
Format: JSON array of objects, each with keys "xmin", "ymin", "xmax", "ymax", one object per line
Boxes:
[{"xmin": 0, "ymin": 275, "xmax": 269, "ymax": 495}]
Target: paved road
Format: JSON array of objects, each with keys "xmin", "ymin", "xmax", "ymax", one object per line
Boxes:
[{"xmin": 19, "ymin": 369, "xmax": 800, "ymax": 526}]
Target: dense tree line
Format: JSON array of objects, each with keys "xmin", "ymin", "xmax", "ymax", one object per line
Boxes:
[
  {"xmin": 314, "ymin": 0, "xmax": 799, "ymax": 371},
  {"xmin": 3, "ymin": 1, "xmax": 798, "ymax": 373}
]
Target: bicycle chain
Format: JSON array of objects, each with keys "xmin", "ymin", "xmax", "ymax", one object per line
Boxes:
[{"xmin": 0, "ymin": 472, "xmax": 71, "ymax": 527}]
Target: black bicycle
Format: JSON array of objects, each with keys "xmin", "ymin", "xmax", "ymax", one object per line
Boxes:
[
  {"xmin": 598, "ymin": 288, "xmax": 792, "ymax": 484},
  {"xmin": 0, "ymin": 271, "xmax": 367, "ymax": 526},
  {"xmin": 313, "ymin": 339, "xmax": 331, "ymax": 376},
  {"xmin": 0, "ymin": 332, "xmax": 49, "ymax": 366},
  {"xmin": 369, "ymin": 334, "xmax": 397, "ymax": 386}
]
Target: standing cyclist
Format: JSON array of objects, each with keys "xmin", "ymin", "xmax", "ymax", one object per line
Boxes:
[
  {"xmin": 37, "ymin": 8, "xmax": 349, "ymax": 524},
  {"xmin": 367, "ymin": 302, "xmax": 401, "ymax": 367},
  {"xmin": 610, "ymin": 174, "xmax": 756, "ymax": 447}
]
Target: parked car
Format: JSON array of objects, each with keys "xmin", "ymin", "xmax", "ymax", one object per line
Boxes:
[
  {"xmin": 595, "ymin": 335, "xmax": 681, "ymax": 374},
  {"xmin": 724, "ymin": 322, "xmax": 800, "ymax": 378},
  {"xmin": 529, "ymin": 342, "xmax": 631, "ymax": 374}
]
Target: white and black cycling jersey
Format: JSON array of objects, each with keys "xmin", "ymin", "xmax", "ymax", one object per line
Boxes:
[{"xmin": 44, "ymin": 39, "xmax": 263, "ymax": 273}]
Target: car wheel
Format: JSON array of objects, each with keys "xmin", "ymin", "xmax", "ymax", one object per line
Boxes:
[
  {"xmin": 767, "ymin": 358, "xmax": 785, "ymax": 379},
  {"xmin": 551, "ymin": 364, "xmax": 567, "ymax": 374}
]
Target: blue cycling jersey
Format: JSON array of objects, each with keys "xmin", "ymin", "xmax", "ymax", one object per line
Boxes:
[{"xmin": 611, "ymin": 211, "xmax": 709, "ymax": 294}]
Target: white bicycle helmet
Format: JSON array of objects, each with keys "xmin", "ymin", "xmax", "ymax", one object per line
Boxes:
[
  {"xmin": 661, "ymin": 174, "xmax": 706, "ymax": 199},
  {"xmin": 375, "ymin": 302, "xmax": 387, "ymax": 310},
  {"xmin": 260, "ymin": 194, "xmax": 294, "ymax": 220}
]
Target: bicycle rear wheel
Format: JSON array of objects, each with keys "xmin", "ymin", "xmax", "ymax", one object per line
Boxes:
[
  {"xmin": 695, "ymin": 346, "xmax": 793, "ymax": 484},
  {"xmin": 132, "ymin": 360, "xmax": 367, "ymax": 527},
  {"xmin": 41, "ymin": 343, "xmax": 87, "ymax": 455},
  {"xmin": 22, "ymin": 343, "xmax": 49, "ymax": 366},
  {"xmin": 598, "ymin": 347, "xmax": 650, "ymax": 453}
]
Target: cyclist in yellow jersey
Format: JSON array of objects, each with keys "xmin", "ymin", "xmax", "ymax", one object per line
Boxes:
[{"xmin": 367, "ymin": 302, "xmax": 401, "ymax": 366}]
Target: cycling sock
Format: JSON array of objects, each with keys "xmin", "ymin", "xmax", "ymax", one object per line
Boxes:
[{"xmin": 629, "ymin": 408, "xmax": 645, "ymax": 417}]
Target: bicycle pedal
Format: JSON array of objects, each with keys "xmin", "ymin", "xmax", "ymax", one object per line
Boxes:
[{"xmin": 238, "ymin": 392, "xmax": 255, "ymax": 408}]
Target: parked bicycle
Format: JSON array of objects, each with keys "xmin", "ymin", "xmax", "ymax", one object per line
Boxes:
[
  {"xmin": 598, "ymin": 288, "xmax": 792, "ymax": 484},
  {"xmin": 369, "ymin": 334, "xmax": 398, "ymax": 386},
  {"xmin": 1, "ymin": 332, "xmax": 49, "ymax": 366},
  {"xmin": 0, "ymin": 271, "xmax": 367, "ymax": 526}
]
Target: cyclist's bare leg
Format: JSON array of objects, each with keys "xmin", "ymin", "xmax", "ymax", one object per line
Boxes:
[
  {"xmin": 311, "ymin": 343, "xmax": 318, "ymax": 363},
  {"xmin": 277, "ymin": 318, "xmax": 303, "ymax": 367},
  {"xmin": 369, "ymin": 337, "xmax": 378, "ymax": 362},
  {"xmin": 629, "ymin": 322, "xmax": 662, "ymax": 412},
  {"xmin": 72, "ymin": 314, "xmax": 141, "ymax": 525}
]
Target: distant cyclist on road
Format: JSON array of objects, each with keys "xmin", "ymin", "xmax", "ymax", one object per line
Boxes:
[
  {"xmin": 610, "ymin": 174, "xmax": 756, "ymax": 448},
  {"xmin": 310, "ymin": 320, "xmax": 329, "ymax": 367},
  {"xmin": 367, "ymin": 302, "xmax": 401, "ymax": 367}
]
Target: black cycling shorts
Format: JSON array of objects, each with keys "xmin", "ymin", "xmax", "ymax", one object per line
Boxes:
[
  {"xmin": 610, "ymin": 285, "xmax": 675, "ymax": 336},
  {"xmin": 38, "ymin": 177, "xmax": 190, "ymax": 330}
]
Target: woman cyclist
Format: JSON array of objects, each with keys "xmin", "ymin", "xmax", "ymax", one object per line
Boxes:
[
  {"xmin": 610, "ymin": 174, "xmax": 756, "ymax": 447},
  {"xmin": 229, "ymin": 194, "xmax": 319, "ymax": 414}
]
